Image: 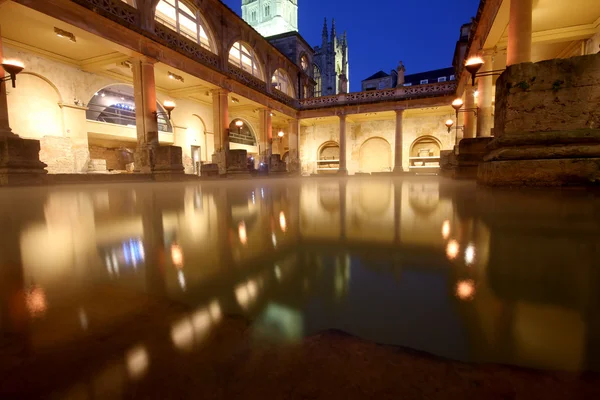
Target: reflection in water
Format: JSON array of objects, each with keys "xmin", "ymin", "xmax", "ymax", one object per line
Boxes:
[{"xmin": 1, "ymin": 176, "xmax": 600, "ymax": 398}]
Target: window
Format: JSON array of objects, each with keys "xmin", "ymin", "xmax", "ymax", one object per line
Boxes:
[
  {"xmin": 272, "ymin": 68, "xmax": 294, "ymax": 97},
  {"xmin": 420, "ymin": 79, "xmax": 429, "ymax": 84},
  {"xmin": 251, "ymin": 11, "xmax": 256, "ymax": 21},
  {"xmin": 228, "ymin": 41, "xmax": 264, "ymax": 80},
  {"xmin": 378, "ymin": 81, "xmax": 386, "ymax": 89},
  {"xmin": 404, "ymin": 83, "xmax": 412, "ymax": 87},
  {"xmin": 300, "ymin": 55, "xmax": 308, "ymax": 71},
  {"xmin": 265, "ymin": 4, "xmax": 270, "ymax": 16},
  {"xmin": 313, "ymin": 64, "xmax": 322, "ymax": 97},
  {"xmin": 438, "ymin": 77, "xmax": 447, "ymax": 82},
  {"xmin": 155, "ymin": 0, "xmax": 213, "ymax": 52},
  {"xmin": 450, "ymin": 74, "xmax": 455, "ymax": 80}
]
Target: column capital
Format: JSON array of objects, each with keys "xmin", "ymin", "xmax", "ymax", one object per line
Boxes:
[
  {"xmin": 338, "ymin": 113, "xmax": 347, "ymax": 121},
  {"xmin": 131, "ymin": 56, "xmax": 158, "ymax": 66},
  {"xmin": 394, "ymin": 108, "xmax": 405, "ymax": 116},
  {"xmin": 211, "ymin": 88, "xmax": 230, "ymax": 96}
]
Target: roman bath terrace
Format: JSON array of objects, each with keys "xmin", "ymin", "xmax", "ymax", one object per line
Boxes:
[{"xmin": 0, "ymin": 0, "xmax": 600, "ymax": 398}]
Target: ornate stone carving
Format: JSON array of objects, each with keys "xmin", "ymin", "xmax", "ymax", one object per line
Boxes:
[
  {"xmin": 71, "ymin": 0, "xmax": 139, "ymax": 26},
  {"xmin": 300, "ymin": 82, "xmax": 457, "ymax": 109},
  {"xmin": 227, "ymin": 65, "xmax": 268, "ymax": 93},
  {"xmin": 154, "ymin": 24, "xmax": 219, "ymax": 68}
]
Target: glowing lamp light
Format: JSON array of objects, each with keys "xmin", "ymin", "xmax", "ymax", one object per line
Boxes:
[
  {"xmin": 456, "ymin": 279, "xmax": 476, "ymax": 301},
  {"xmin": 441, "ymin": 220, "xmax": 451, "ymax": 239},
  {"xmin": 279, "ymin": 211, "xmax": 287, "ymax": 232},
  {"xmin": 26, "ymin": 285, "xmax": 47, "ymax": 317},
  {"xmin": 1, "ymin": 59, "xmax": 25, "ymax": 89},
  {"xmin": 238, "ymin": 221, "xmax": 247, "ymax": 245},
  {"xmin": 235, "ymin": 120, "xmax": 244, "ymax": 128},
  {"xmin": 278, "ymin": 130, "xmax": 284, "ymax": 138},
  {"xmin": 162, "ymin": 100, "xmax": 176, "ymax": 119},
  {"xmin": 445, "ymin": 119, "xmax": 454, "ymax": 133},
  {"xmin": 451, "ymin": 98, "xmax": 464, "ymax": 111},
  {"xmin": 465, "ymin": 56, "xmax": 485, "ymax": 86},
  {"xmin": 465, "ymin": 244, "xmax": 476, "ymax": 266},
  {"xmin": 446, "ymin": 240, "xmax": 460, "ymax": 260},
  {"xmin": 171, "ymin": 244, "xmax": 184, "ymax": 268}
]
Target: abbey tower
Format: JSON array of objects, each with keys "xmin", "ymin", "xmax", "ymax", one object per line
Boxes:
[{"xmin": 241, "ymin": 0, "xmax": 298, "ymax": 37}]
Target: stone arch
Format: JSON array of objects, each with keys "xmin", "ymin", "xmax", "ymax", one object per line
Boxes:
[
  {"xmin": 229, "ymin": 117, "xmax": 257, "ymax": 146},
  {"xmin": 7, "ymin": 72, "xmax": 64, "ymax": 139},
  {"xmin": 317, "ymin": 140, "xmax": 340, "ymax": 174},
  {"xmin": 358, "ymin": 137, "xmax": 391, "ymax": 173},
  {"xmin": 227, "ymin": 40, "xmax": 265, "ymax": 81},
  {"xmin": 409, "ymin": 135, "xmax": 442, "ymax": 158},
  {"xmin": 86, "ymin": 83, "xmax": 173, "ymax": 133},
  {"xmin": 271, "ymin": 68, "xmax": 295, "ymax": 97},
  {"xmin": 121, "ymin": 0, "xmax": 137, "ymax": 7},
  {"xmin": 153, "ymin": 0, "xmax": 219, "ymax": 54}
]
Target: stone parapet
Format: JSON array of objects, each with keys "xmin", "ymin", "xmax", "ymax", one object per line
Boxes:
[
  {"xmin": 454, "ymin": 137, "xmax": 495, "ymax": 179},
  {"xmin": 479, "ymin": 54, "xmax": 600, "ymax": 186}
]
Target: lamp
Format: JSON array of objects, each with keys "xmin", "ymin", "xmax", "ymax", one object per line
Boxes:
[
  {"xmin": 1, "ymin": 60, "xmax": 24, "ymax": 91},
  {"xmin": 464, "ymin": 55, "xmax": 504, "ymax": 87},
  {"xmin": 235, "ymin": 119, "xmax": 243, "ymax": 135},
  {"xmin": 277, "ymin": 130, "xmax": 284, "ymax": 138},
  {"xmin": 445, "ymin": 119, "xmax": 454, "ymax": 133},
  {"xmin": 451, "ymin": 98, "xmax": 464, "ymax": 111},
  {"xmin": 465, "ymin": 57, "xmax": 484, "ymax": 86},
  {"xmin": 153, "ymin": 100, "xmax": 176, "ymax": 120}
]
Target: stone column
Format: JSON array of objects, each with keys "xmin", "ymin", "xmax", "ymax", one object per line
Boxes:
[
  {"xmin": 60, "ymin": 104, "xmax": 90, "ymax": 172},
  {"xmin": 132, "ymin": 58, "xmax": 158, "ymax": 173},
  {"xmin": 0, "ymin": 26, "xmax": 47, "ymax": 185},
  {"xmin": 464, "ymin": 86, "xmax": 476, "ymax": 139},
  {"xmin": 211, "ymin": 89, "xmax": 229, "ymax": 174},
  {"xmin": 507, "ymin": 0, "xmax": 533, "ymax": 66},
  {"xmin": 393, "ymin": 109, "xmax": 404, "ymax": 173},
  {"xmin": 266, "ymin": 111, "xmax": 273, "ymax": 162},
  {"xmin": 0, "ymin": 25, "xmax": 15, "ymax": 137},
  {"xmin": 338, "ymin": 114, "xmax": 348, "ymax": 175},
  {"xmin": 477, "ymin": 53, "xmax": 494, "ymax": 138},
  {"xmin": 287, "ymin": 118, "xmax": 300, "ymax": 173}
]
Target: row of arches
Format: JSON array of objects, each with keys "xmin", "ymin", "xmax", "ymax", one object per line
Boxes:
[
  {"xmin": 316, "ymin": 136, "xmax": 442, "ymax": 174},
  {"xmin": 120, "ymin": 0, "xmax": 297, "ymax": 97}
]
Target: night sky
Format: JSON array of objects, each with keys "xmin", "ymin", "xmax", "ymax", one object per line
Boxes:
[{"xmin": 222, "ymin": 0, "xmax": 480, "ymax": 92}]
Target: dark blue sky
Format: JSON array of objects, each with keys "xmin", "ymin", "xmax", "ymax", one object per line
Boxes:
[{"xmin": 222, "ymin": 0, "xmax": 480, "ymax": 92}]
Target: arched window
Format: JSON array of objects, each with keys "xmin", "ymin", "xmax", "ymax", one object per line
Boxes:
[
  {"xmin": 120, "ymin": 0, "xmax": 136, "ymax": 6},
  {"xmin": 86, "ymin": 84, "xmax": 173, "ymax": 133},
  {"xmin": 313, "ymin": 64, "xmax": 322, "ymax": 97},
  {"xmin": 265, "ymin": 4, "xmax": 270, "ymax": 17},
  {"xmin": 155, "ymin": 0, "xmax": 214, "ymax": 52},
  {"xmin": 271, "ymin": 68, "xmax": 294, "ymax": 97},
  {"xmin": 229, "ymin": 41, "xmax": 264, "ymax": 80},
  {"xmin": 229, "ymin": 119, "xmax": 257, "ymax": 146}
]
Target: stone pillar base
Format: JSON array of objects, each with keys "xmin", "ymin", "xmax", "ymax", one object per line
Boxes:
[
  {"xmin": 152, "ymin": 145, "xmax": 184, "ymax": 175},
  {"xmin": 439, "ymin": 150, "xmax": 458, "ymax": 178},
  {"xmin": 0, "ymin": 136, "xmax": 48, "ymax": 186},
  {"xmin": 212, "ymin": 150, "xmax": 227, "ymax": 175},
  {"xmin": 227, "ymin": 149, "xmax": 250, "ymax": 176},
  {"xmin": 269, "ymin": 154, "xmax": 288, "ymax": 174},
  {"xmin": 454, "ymin": 137, "xmax": 495, "ymax": 179},
  {"xmin": 478, "ymin": 130, "xmax": 600, "ymax": 186}
]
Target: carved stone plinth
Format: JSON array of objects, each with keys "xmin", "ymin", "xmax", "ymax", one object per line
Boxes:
[
  {"xmin": 454, "ymin": 137, "xmax": 495, "ymax": 179},
  {"xmin": 152, "ymin": 145, "xmax": 184, "ymax": 180},
  {"xmin": 439, "ymin": 149, "xmax": 457, "ymax": 178},
  {"xmin": 269, "ymin": 154, "xmax": 287, "ymax": 174},
  {"xmin": 0, "ymin": 136, "xmax": 48, "ymax": 186},
  {"xmin": 212, "ymin": 150, "xmax": 227, "ymax": 175},
  {"xmin": 200, "ymin": 163, "xmax": 219, "ymax": 176},
  {"xmin": 227, "ymin": 149, "xmax": 250, "ymax": 176},
  {"xmin": 479, "ymin": 54, "xmax": 600, "ymax": 186}
]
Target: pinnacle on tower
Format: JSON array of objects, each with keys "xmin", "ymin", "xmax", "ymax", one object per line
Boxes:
[
  {"xmin": 322, "ymin": 17, "xmax": 328, "ymax": 45},
  {"xmin": 331, "ymin": 18, "xmax": 336, "ymax": 39}
]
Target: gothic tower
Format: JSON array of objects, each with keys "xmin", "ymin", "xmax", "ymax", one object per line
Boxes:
[
  {"xmin": 242, "ymin": 0, "xmax": 298, "ymax": 37},
  {"xmin": 313, "ymin": 18, "xmax": 350, "ymax": 96}
]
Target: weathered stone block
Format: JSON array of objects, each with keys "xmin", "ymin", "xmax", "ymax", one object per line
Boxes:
[
  {"xmin": 0, "ymin": 136, "xmax": 48, "ymax": 186},
  {"xmin": 480, "ymin": 54, "xmax": 600, "ymax": 186},
  {"xmin": 495, "ymin": 54, "xmax": 600, "ymax": 136},
  {"xmin": 152, "ymin": 145, "xmax": 184, "ymax": 174},
  {"xmin": 201, "ymin": 163, "xmax": 219, "ymax": 176},
  {"xmin": 227, "ymin": 149, "xmax": 250, "ymax": 176},
  {"xmin": 454, "ymin": 137, "xmax": 494, "ymax": 179}
]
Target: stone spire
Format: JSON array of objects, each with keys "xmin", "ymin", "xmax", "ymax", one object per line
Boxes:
[
  {"xmin": 322, "ymin": 18, "xmax": 328, "ymax": 47},
  {"xmin": 331, "ymin": 18, "xmax": 336, "ymax": 43}
]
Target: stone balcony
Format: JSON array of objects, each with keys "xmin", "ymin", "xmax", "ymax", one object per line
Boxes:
[{"xmin": 299, "ymin": 82, "xmax": 457, "ymax": 110}]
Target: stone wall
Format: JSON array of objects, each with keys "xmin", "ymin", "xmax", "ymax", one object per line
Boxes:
[
  {"xmin": 300, "ymin": 111, "xmax": 454, "ymax": 175},
  {"xmin": 494, "ymin": 54, "xmax": 600, "ymax": 136},
  {"xmin": 89, "ymin": 145, "xmax": 134, "ymax": 171},
  {"xmin": 39, "ymin": 136, "xmax": 76, "ymax": 174}
]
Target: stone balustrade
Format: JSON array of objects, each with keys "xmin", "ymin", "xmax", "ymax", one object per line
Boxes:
[{"xmin": 300, "ymin": 82, "xmax": 457, "ymax": 109}]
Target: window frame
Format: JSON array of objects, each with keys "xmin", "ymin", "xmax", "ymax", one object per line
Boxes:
[{"xmin": 155, "ymin": 0, "xmax": 213, "ymax": 52}]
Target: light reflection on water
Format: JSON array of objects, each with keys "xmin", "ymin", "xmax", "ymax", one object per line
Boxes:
[{"xmin": 0, "ymin": 177, "xmax": 599, "ymax": 380}]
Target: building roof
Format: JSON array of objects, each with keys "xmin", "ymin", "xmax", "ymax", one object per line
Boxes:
[
  {"xmin": 404, "ymin": 67, "xmax": 455, "ymax": 83},
  {"xmin": 363, "ymin": 70, "xmax": 390, "ymax": 81},
  {"xmin": 265, "ymin": 31, "xmax": 315, "ymax": 55}
]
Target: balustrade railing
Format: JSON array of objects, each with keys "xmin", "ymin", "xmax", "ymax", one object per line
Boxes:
[
  {"xmin": 300, "ymin": 82, "xmax": 457, "ymax": 109},
  {"xmin": 71, "ymin": 0, "xmax": 139, "ymax": 26}
]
